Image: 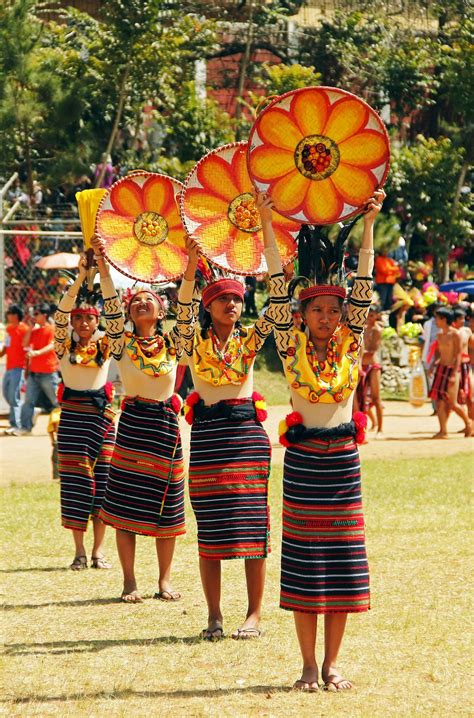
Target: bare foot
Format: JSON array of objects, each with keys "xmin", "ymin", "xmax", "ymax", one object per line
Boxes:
[
  {"xmin": 464, "ymin": 421, "xmax": 472, "ymax": 438},
  {"xmin": 431, "ymin": 432, "xmax": 448, "ymax": 439}
]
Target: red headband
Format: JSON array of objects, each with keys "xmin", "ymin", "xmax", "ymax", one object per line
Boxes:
[
  {"xmin": 126, "ymin": 289, "xmax": 165, "ymax": 312},
  {"xmin": 299, "ymin": 285, "xmax": 346, "ymax": 302},
  {"xmin": 202, "ymin": 279, "xmax": 245, "ymax": 309},
  {"xmin": 71, "ymin": 306, "xmax": 100, "ymax": 317}
]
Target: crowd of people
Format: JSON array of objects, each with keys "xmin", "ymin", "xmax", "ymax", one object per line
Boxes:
[{"xmin": 1, "ymin": 190, "xmax": 473, "ymax": 694}]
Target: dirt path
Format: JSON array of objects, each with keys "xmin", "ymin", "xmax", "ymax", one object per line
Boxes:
[{"xmin": 1, "ymin": 401, "xmax": 471, "ymax": 486}]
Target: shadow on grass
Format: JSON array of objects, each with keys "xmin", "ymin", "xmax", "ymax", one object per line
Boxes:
[
  {"xmin": 4, "ymin": 635, "xmax": 228, "ymax": 654},
  {"xmin": 0, "ymin": 567, "xmax": 69, "ymax": 573},
  {"xmin": 3, "ymin": 685, "xmax": 290, "ymax": 704},
  {"xmin": 4, "ymin": 597, "xmax": 121, "ymax": 611}
]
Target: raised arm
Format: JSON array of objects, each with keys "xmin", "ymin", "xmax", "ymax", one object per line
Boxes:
[
  {"xmin": 173, "ymin": 235, "xmax": 200, "ymax": 358},
  {"xmin": 347, "ymin": 189, "xmax": 385, "ymax": 338},
  {"xmin": 54, "ymin": 256, "xmax": 87, "ymax": 358},
  {"xmin": 90, "ymin": 235, "xmax": 125, "ymax": 359},
  {"xmin": 254, "ymin": 193, "xmax": 293, "ymax": 357}
]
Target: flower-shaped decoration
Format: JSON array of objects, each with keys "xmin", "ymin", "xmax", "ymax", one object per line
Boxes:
[
  {"xmin": 247, "ymin": 86, "xmax": 390, "ymax": 225},
  {"xmin": 180, "ymin": 141, "xmax": 298, "ymax": 275},
  {"xmin": 96, "ymin": 172, "xmax": 187, "ymax": 283}
]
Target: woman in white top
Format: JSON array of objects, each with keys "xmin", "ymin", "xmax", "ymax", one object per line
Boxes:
[
  {"xmin": 91, "ymin": 235, "xmax": 186, "ymax": 604},
  {"xmin": 54, "ymin": 256, "xmax": 115, "ymax": 570}
]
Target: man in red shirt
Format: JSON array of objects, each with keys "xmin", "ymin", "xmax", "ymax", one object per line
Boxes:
[
  {"xmin": 19, "ymin": 303, "xmax": 59, "ymax": 435},
  {"xmin": 1, "ymin": 305, "xmax": 28, "ymax": 435}
]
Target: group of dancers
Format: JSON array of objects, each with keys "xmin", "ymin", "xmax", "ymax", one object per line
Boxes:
[{"xmin": 53, "ymin": 189, "xmax": 385, "ymax": 692}]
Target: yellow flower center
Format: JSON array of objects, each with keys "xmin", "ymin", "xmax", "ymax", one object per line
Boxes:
[
  {"xmin": 134, "ymin": 211, "xmax": 168, "ymax": 246},
  {"xmin": 228, "ymin": 193, "xmax": 262, "ymax": 233},
  {"xmin": 295, "ymin": 135, "xmax": 340, "ymax": 181}
]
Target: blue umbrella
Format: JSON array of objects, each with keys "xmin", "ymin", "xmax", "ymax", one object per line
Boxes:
[{"xmin": 439, "ymin": 280, "xmax": 474, "ymax": 294}]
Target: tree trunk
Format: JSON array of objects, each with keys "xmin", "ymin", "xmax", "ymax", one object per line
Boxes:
[
  {"xmin": 95, "ymin": 64, "xmax": 131, "ymax": 188},
  {"xmin": 23, "ymin": 121, "xmax": 33, "ymax": 200},
  {"xmin": 443, "ymin": 158, "xmax": 469, "ymax": 281},
  {"xmin": 234, "ymin": 0, "xmax": 255, "ymax": 140}
]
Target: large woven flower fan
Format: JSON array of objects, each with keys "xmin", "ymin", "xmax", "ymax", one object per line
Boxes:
[
  {"xmin": 247, "ymin": 86, "xmax": 390, "ymax": 226},
  {"xmin": 95, "ymin": 172, "xmax": 187, "ymax": 283},
  {"xmin": 180, "ymin": 141, "xmax": 298, "ymax": 276}
]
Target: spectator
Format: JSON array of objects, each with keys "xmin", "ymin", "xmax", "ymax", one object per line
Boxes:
[
  {"xmin": 375, "ymin": 248, "xmax": 400, "ymax": 310},
  {"xmin": 19, "ymin": 303, "xmax": 59, "ymax": 435},
  {"xmin": 244, "ymin": 276, "xmax": 258, "ymax": 317},
  {"xmin": 1, "ymin": 305, "xmax": 28, "ymax": 435}
]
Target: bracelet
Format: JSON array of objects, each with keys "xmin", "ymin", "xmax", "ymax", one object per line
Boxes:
[{"xmin": 359, "ymin": 248, "xmax": 374, "ymax": 254}]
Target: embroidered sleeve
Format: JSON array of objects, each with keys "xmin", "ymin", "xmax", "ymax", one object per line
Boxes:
[
  {"xmin": 101, "ymin": 276, "xmax": 125, "ymax": 359},
  {"xmin": 175, "ymin": 278, "xmax": 198, "ymax": 358},
  {"xmin": 54, "ymin": 291, "xmax": 76, "ymax": 358},
  {"xmin": 254, "ymin": 246, "xmax": 293, "ymax": 358},
  {"xmin": 347, "ymin": 277, "xmax": 373, "ymax": 337}
]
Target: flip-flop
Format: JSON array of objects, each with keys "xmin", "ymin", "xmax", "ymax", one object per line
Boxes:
[
  {"xmin": 153, "ymin": 590, "xmax": 181, "ymax": 601},
  {"xmin": 292, "ymin": 679, "xmax": 319, "ymax": 692},
  {"xmin": 91, "ymin": 556, "xmax": 112, "ymax": 569},
  {"xmin": 201, "ymin": 626, "xmax": 225, "ymax": 641},
  {"xmin": 120, "ymin": 590, "xmax": 143, "ymax": 603},
  {"xmin": 323, "ymin": 675, "xmax": 353, "ymax": 692},
  {"xmin": 231, "ymin": 627, "xmax": 262, "ymax": 640}
]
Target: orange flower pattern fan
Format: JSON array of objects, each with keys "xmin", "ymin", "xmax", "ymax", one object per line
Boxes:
[
  {"xmin": 247, "ymin": 86, "xmax": 390, "ymax": 225},
  {"xmin": 180, "ymin": 141, "xmax": 298, "ymax": 275},
  {"xmin": 95, "ymin": 172, "xmax": 187, "ymax": 283}
]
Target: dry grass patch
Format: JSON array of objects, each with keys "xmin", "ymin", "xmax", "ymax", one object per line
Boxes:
[{"xmin": 1, "ymin": 454, "xmax": 472, "ymax": 717}]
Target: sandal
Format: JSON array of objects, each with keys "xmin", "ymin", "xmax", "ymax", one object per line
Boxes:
[
  {"xmin": 292, "ymin": 679, "xmax": 319, "ymax": 692},
  {"xmin": 231, "ymin": 627, "xmax": 262, "ymax": 640},
  {"xmin": 153, "ymin": 590, "xmax": 181, "ymax": 601},
  {"xmin": 70, "ymin": 555, "xmax": 87, "ymax": 571},
  {"xmin": 91, "ymin": 556, "xmax": 112, "ymax": 569},
  {"xmin": 120, "ymin": 590, "xmax": 143, "ymax": 603},
  {"xmin": 201, "ymin": 626, "xmax": 225, "ymax": 641},
  {"xmin": 323, "ymin": 675, "xmax": 353, "ymax": 692}
]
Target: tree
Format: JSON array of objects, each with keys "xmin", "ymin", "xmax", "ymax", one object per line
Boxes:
[{"xmin": 388, "ymin": 136, "xmax": 472, "ymax": 280}]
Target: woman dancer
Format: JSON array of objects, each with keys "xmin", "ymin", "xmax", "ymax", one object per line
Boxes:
[
  {"xmin": 177, "ymin": 193, "xmax": 287, "ymax": 640},
  {"xmin": 54, "ymin": 256, "xmax": 115, "ymax": 570},
  {"xmin": 91, "ymin": 235, "xmax": 185, "ymax": 603},
  {"xmin": 272, "ymin": 190, "xmax": 385, "ymax": 691}
]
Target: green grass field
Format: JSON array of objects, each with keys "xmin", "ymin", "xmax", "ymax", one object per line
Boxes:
[{"xmin": 2, "ymin": 453, "xmax": 472, "ymax": 717}]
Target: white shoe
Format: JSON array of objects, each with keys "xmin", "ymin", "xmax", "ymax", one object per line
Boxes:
[
  {"xmin": 3, "ymin": 428, "xmax": 17, "ymax": 436},
  {"xmin": 32, "ymin": 407, "xmax": 42, "ymax": 427}
]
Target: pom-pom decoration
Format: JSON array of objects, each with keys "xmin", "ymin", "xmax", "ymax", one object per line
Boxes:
[
  {"xmin": 180, "ymin": 141, "xmax": 298, "ymax": 276},
  {"xmin": 95, "ymin": 172, "xmax": 187, "ymax": 283},
  {"xmin": 252, "ymin": 391, "xmax": 268, "ymax": 422},
  {"xmin": 184, "ymin": 390, "xmax": 201, "ymax": 425},
  {"xmin": 247, "ymin": 86, "xmax": 390, "ymax": 225},
  {"xmin": 353, "ymin": 411, "xmax": 368, "ymax": 444}
]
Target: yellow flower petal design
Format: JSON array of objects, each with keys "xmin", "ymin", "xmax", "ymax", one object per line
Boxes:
[
  {"xmin": 249, "ymin": 146, "xmax": 295, "ymax": 181},
  {"xmin": 185, "ymin": 189, "xmax": 228, "ymax": 222},
  {"xmin": 323, "ymin": 98, "xmax": 368, "ymax": 144},
  {"xmin": 331, "ymin": 163, "xmax": 376, "ymax": 206},
  {"xmin": 97, "ymin": 211, "xmax": 134, "ymax": 241},
  {"xmin": 228, "ymin": 230, "xmax": 262, "ymax": 273},
  {"xmin": 197, "ymin": 154, "xmax": 240, "ymax": 202},
  {"xmin": 338, "ymin": 131, "xmax": 388, "ymax": 168},
  {"xmin": 304, "ymin": 178, "xmax": 342, "ymax": 224},
  {"xmin": 293, "ymin": 89, "xmax": 329, "ymax": 137},
  {"xmin": 198, "ymin": 217, "xmax": 234, "ymax": 255},
  {"xmin": 106, "ymin": 236, "xmax": 138, "ymax": 264},
  {"xmin": 155, "ymin": 242, "xmax": 187, "ymax": 277},
  {"xmin": 110, "ymin": 181, "xmax": 144, "ymax": 217},
  {"xmin": 273, "ymin": 226, "xmax": 297, "ymax": 262},
  {"xmin": 167, "ymin": 225, "xmax": 187, "ymax": 250},
  {"xmin": 130, "ymin": 245, "xmax": 155, "ymax": 279},
  {"xmin": 271, "ymin": 170, "xmax": 308, "ymax": 213},
  {"xmin": 258, "ymin": 108, "xmax": 303, "ymax": 151}
]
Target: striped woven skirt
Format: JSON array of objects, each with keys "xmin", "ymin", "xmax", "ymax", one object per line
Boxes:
[
  {"xmin": 99, "ymin": 398, "xmax": 185, "ymax": 538},
  {"xmin": 189, "ymin": 405, "xmax": 271, "ymax": 561},
  {"xmin": 429, "ymin": 363, "xmax": 453, "ymax": 401},
  {"xmin": 281, "ymin": 434, "xmax": 370, "ymax": 614},
  {"xmin": 58, "ymin": 396, "xmax": 116, "ymax": 532}
]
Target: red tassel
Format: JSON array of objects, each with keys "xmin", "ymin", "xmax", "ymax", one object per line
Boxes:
[
  {"xmin": 279, "ymin": 434, "xmax": 290, "ymax": 447},
  {"xmin": 57, "ymin": 382, "xmax": 65, "ymax": 404},
  {"xmin": 104, "ymin": 381, "xmax": 114, "ymax": 403},
  {"xmin": 286, "ymin": 411, "xmax": 303, "ymax": 427},
  {"xmin": 170, "ymin": 394, "xmax": 182, "ymax": 414},
  {"xmin": 186, "ymin": 391, "xmax": 200, "ymax": 407}
]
